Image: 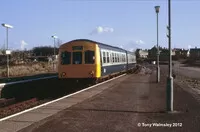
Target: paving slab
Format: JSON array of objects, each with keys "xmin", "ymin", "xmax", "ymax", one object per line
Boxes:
[
  {"xmin": 0, "ymin": 121, "xmax": 32, "ymax": 132},
  {"xmin": 7, "ymin": 112, "xmax": 52, "ymax": 123},
  {"xmin": 29, "ymin": 107, "xmax": 62, "ymax": 114}
]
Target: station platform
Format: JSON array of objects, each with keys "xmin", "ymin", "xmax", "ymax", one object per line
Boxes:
[{"xmin": 0, "ymin": 68, "xmax": 200, "ymax": 132}]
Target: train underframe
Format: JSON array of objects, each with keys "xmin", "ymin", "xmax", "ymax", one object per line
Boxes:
[{"xmin": 58, "ymin": 67, "xmax": 136, "ymax": 85}]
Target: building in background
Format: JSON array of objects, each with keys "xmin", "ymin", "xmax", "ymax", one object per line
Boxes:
[
  {"xmin": 148, "ymin": 46, "xmax": 177, "ymax": 61},
  {"xmin": 138, "ymin": 49, "xmax": 148, "ymax": 58},
  {"xmin": 189, "ymin": 47, "xmax": 200, "ymax": 59},
  {"xmin": 173, "ymin": 48, "xmax": 189, "ymax": 59}
]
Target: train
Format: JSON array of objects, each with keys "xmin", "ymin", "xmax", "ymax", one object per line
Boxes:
[{"xmin": 58, "ymin": 39, "xmax": 136, "ymax": 83}]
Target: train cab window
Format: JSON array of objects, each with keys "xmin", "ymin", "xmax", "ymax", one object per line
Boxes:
[
  {"xmin": 103, "ymin": 51, "xmax": 106, "ymax": 63},
  {"xmin": 73, "ymin": 52, "xmax": 82, "ymax": 64},
  {"xmin": 107, "ymin": 52, "xmax": 110, "ymax": 63},
  {"xmin": 85, "ymin": 50, "xmax": 95, "ymax": 64},
  {"xmin": 61, "ymin": 51, "xmax": 71, "ymax": 65}
]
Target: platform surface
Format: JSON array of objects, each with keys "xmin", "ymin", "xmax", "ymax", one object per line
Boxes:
[{"xmin": 1, "ymin": 68, "xmax": 200, "ymax": 132}]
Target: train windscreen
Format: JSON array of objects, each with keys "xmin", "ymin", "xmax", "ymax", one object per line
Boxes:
[
  {"xmin": 73, "ymin": 52, "xmax": 82, "ymax": 64},
  {"xmin": 61, "ymin": 51, "xmax": 71, "ymax": 65},
  {"xmin": 85, "ymin": 50, "xmax": 95, "ymax": 64}
]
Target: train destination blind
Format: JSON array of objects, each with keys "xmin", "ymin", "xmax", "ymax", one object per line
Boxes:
[{"xmin": 72, "ymin": 46, "xmax": 83, "ymax": 50}]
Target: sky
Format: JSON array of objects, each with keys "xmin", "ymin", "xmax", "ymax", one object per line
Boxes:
[{"xmin": 0, "ymin": 0, "xmax": 200, "ymax": 51}]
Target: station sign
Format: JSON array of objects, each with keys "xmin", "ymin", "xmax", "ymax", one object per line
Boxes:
[{"xmin": 6, "ymin": 50, "xmax": 11, "ymax": 55}]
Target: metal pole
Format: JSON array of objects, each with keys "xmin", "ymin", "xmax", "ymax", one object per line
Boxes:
[
  {"xmin": 6, "ymin": 27, "xmax": 9, "ymax": 78},
  {"xmin": 167, "ymin": 0, "xmax": 174, "ymax": 112},
  {"xmin": 53, "ymin": 38, "xmax": 56, "ymax": 72},
  {"xmin": 53, "ymin": 38, "xmax": 56, "ymax": 56},
  {"xmin": 156, "ymin": 11, "xmax": 160, "ymax": 83}
]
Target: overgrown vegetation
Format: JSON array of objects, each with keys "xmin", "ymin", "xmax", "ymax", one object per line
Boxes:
[
  {"xmin": 0, "ymin": 46, "xmax": 60, "ymax": 78},
  {"xmin": 0, "ymin": 62, "xmax": 56, "ymax": 77}
]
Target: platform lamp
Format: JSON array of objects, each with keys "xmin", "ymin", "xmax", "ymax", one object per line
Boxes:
[
  {"xmin": 51, "ymin": 35, "xmax": 58, "ymax": 71},
  {"xmin": 154, "ymin": 6, "xmax": 160, "ymax": 83},
  {"xmin": 2, "ymin": 23, "xmax": 13, "ymax": 78},
  {"xmin": 166, "ymin": 0, "xmax": 174, "ymax": 112}
]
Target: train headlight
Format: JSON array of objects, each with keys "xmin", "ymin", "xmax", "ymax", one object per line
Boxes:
[
  {"xmin": 89, "ymin": 71, "xmax": 94, "ymax": 77},
  {"xmin": 61, "ymin": 72, "xmax": 66, "ymax": 77}
]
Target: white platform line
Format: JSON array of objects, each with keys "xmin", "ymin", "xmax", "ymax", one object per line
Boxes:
[{"xmin": 0, "ymin": 74, "xmax": 126, "ymax": 122}]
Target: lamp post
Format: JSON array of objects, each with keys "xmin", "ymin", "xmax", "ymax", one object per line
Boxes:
[
  {"xmin": 155, "ymin": 6, "xmax": 160, "ymax": 83},
  {"xmin": 166, "ymin": 0, "xmax": 174, "ymax": 112},
  {"xmin": 2, "ymin": 23, "xmax": 13, "ymax": 78},
  {"xmin": 51, "ymin": 35, "xmax": 58, "ymax": 71}
]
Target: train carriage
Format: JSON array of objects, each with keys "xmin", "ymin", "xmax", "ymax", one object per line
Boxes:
[{"xmin": 58, "ymin": 39, "xmax": 136, "ymax": 82}]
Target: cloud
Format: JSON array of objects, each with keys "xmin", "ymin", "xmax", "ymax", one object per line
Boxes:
[
  {"xmin": 21, "ymin": 40, "xmax": 28, "ymax": 50},
  {"xmin": 188, "ymin": 45, "xmax": 191, "ymax": 49},
  {"xmin": 135, "ymin": 40, "xmax": 145, "ymax": 45},
  {"xmin": 129, "ymin": 48, "xmax": 135, "ymax": 52},
  {"xmin": 123, "ymin": 39, "xmax": 146, "ymax": 51},
  {"xmin": 90, "ymin": 26, "xmax": 114, "ymax": 35}
]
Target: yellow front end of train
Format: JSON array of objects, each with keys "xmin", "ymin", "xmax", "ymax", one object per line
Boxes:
[{"xmin": 58, "ymin": 40, "xmax": 101, "ymax": 79}]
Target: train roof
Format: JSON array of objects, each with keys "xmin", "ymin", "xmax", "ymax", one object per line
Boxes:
[{"xmin": 62, "ymin": 39, "xmax": 134, "ymax": 53}]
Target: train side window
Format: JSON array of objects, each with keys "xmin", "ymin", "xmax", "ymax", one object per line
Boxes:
[
  {"xmin": 103, "ymin": 51, "xmax": 106, "ymax": 63},
  {"xmin": 124, "ymin": 55, "xmax": 126, "ymax": 62},
  {"xmin": 61, "ymin": 51, "xmax": 71, "ymax": 65},
  {"xmin": 115, "ymin": 53, "xmax": 117, "ymax": 62},
  {"xmin": 115, "ymin": 53, "xmax": 118, "ymax": 62},
  {"xmin": 107, "ymin": 52, "xmax": 109, "ymax": 63},
  {"xmin": 73, "ymin": 52, "xmax": 82, "ymax": 64},
  {"xmin": 117, "ymin": 54, "xmax": 119, "ymax": 62},
  {"xmin": 110, "ymin": 53, "xmax": 111, "ymax": 63},
  {"xmin": 112, "ymin": 53, "xmax": 115, "ymax": 63},
  {"xmin": 85, "ymin": 50, "xmax": 95, "ymax": 64}
]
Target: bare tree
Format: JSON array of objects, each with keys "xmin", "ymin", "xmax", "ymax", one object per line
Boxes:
[{"xmin": 57, "ymin": 39, "xmax": 63, "ymax": 48}]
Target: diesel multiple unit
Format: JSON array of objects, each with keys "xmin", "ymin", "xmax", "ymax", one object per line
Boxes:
[{"xmin": 58, "ymin": 39, "xmax": 136, "ymax": 82}]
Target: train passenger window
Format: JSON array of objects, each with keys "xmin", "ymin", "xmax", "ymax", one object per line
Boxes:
[
  {"xmin": 61, "ymin": 51, "xmax": 71, "ymax": 65},
  {"xmin": 110, "ymin": 53, "xmax": 112, "ymax": 63},
  {"xmin": 112, "ymin": 53, "xmax": 115, "ymax": 63},
  {"xmin": 73, "ymin": 52, "xmax": 82, "ymax": 64},
  {"xmin": 85, "ymin": 50, "xmax": 95, "ymax": 64},
  {"xmin": 107, "ymin": 52, "xmax": 109, "ymax": 63},
  {"xmin": 103, "ymin": 51, "xmax": 106, "ymax": 63},
  {"xmin": 115, "ymin": 53, "xmax": 117, "ymax": 62},
  {"xmin": 117, "ymin": 54, "xmax": 119, "ymax": 62}
]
